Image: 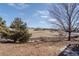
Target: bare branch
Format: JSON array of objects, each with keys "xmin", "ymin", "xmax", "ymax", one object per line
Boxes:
[{"xmin": 49, "ymin": 3, "xmax": 79, "ymax": 41}]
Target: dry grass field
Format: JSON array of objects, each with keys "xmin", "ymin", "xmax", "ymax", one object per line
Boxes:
[
  {"xmin": 0, "ymin": 29, "xmax": 79, "ymax": 56},
  {"xmin": 28, "ymin": 29, "xmax": 59, "ymax": 38},
  {"xmin": 0, "ymin": 41, "xmax": 79, "ymax": 56},
  {"xmin": 0, "ymin": 42, "xmax": 64, "ymax": 56}
]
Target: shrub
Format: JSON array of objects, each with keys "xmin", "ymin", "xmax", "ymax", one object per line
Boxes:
[
  {"xmin": 9, "ymin": 17, "xmax": 31, "ymax": 43},
  {"xmin": 0, "ymin": 17, "xmax": 31, "ymax": 43},
  {"xmin": 10, "ymin": 29, "xmax": 31, "ymax": 43},
  {"xmin": 0, "ymin": 17, "xmax": 10, "ymax": 39}
]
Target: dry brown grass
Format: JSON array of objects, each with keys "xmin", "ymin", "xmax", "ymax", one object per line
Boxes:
[
  {"xmin": 0, "ymin": 29, "xmax": 79, "ymax": 56},
  {"xmin": 0, "ymin": 41, "xmax": 67, "ymax": 56},
  {"xmin": 29, "ymin": 29, "xmax": 59, "ymax": 38},
  {"xmin": 0, "ymin": 41, "xmax": 79, "ymax": 56}
]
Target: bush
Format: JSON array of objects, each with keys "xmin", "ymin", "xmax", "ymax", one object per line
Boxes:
[
  {"xmin": 9, "ymin": 17, "xmax": 31, "ymax": 43},
  {"xmin": 18, "ymin": 30, "xmax": 31, "ymax": 43},
  {"xmin": 0, "ymin": 17, "xmax": 31, "ymax": 43},
  {"xmin": 0, "ymin": 17, "xmax": 10, "ymax": 39},
  {"xmin": 1, "ymin": 29, "xmax": 10, "ymax": 39},
  {"xmin": 10, "ymin": 30, "xmax": 31, "ymax": 43}
]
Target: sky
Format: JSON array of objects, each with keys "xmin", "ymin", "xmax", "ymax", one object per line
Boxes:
[{"xmin": 0, "ymin": 3, "xmax": 56, "ymax": 28}]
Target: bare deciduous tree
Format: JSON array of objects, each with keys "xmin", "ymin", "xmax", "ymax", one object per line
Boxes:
[{"xmin": 49, "ymin": 3, "xmax": 79, "ymax": 41}]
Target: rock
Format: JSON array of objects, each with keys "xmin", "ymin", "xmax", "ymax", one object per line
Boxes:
[{"xmin": 59, "ymin": 44, "xmax": 79, "ymax": 56}]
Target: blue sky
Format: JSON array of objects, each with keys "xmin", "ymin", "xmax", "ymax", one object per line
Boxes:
[{"xmin": 0, "ymin": 3, "xmax": 56, "ymax": 28}]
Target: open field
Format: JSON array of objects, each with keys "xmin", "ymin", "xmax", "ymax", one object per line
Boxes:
[
  {"xmin": 1, "ymin": 3, "xmax": 79, "ymax": 56},
  {"xmin": 0, "ymin": 41, "xmax": 79, "ymax": 56},
  {"xmin": 0, "ymin": 29, "xmax": 78, "ymax": 56},
  {"xmin": 28, "ymin": 28, "xmax": 59, "ymax": 38},
  {"xmin": 0, "ymin": 42, "xmax": 63, "ymax": 56}
]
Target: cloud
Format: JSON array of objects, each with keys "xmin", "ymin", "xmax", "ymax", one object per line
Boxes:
[
  {"xmin": 7, "ymin": 3, "xmax": 29, "ymax": 10},
  {"xmin": 37, "ymin": 10, "xmax": 49, "ymax": 16},
  {"xmin": 33, "ymin": 10, "xmax": 50, "ymax": 19},
  {"xmin": 31, "ymin": 9, "xmax": 58, "ymax": 28},
  {"xmin": 39, "ymin": 18, "xmax": 57, "ymax": 25},
  {"xmin": 33, "ymin": 10, "xmax": 58, "ymax": 24},
  {"xmin": 40, "ymin": 15, "xmax": 49, "ymax": 18},
  {"xmin": 48, "ymin": 18, "xmax": 57, "ymax": 22}
]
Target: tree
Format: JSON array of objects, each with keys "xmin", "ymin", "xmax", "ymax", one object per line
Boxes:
[
  {"xmin": 49, "ymin": 3, "xmax": 79, "ymax": 41},
  {"xmin": 0, "ymin": 17, "xmax": 10, "ymax": 39},
  {"xmin": 10, "ymin": 17, "xmax": 27, "ymax": 30},
  {"xmin": 0, "ymin": 17, "xmax": 6, "ymax": 29},
  {"xmin": 10, "ymin": 17, "xmax": 31, "ymax": 43}
]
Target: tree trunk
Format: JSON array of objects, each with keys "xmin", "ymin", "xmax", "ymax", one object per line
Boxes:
[
  {"xmin": 68, "ymin": 31, "xmax": 71, "ymax": 41},
  {"xmin": 68, "ymin": 15, "xmax": 71, "ymax": 41},
  {"xmin": 14, "ymin": 39, "xmax": 17, "ymax": 43}
]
